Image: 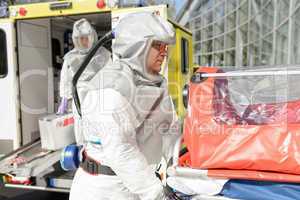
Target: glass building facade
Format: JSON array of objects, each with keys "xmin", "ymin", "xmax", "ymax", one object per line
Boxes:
[{"xmin": 190, "ymin": 0, "xmax": 300, "ymax": 68}]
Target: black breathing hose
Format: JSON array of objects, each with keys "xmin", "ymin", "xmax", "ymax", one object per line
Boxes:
[{"xmin": 72, "ymin": 31, "xmax": 114, "ymax": 117}]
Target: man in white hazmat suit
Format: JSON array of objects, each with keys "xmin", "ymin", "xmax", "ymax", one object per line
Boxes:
[
  {"xmin": 69, "ymin": 12, "xmax": 180, "ymax": 200},
  {"xmin": 57, "ymin": 18, "xmax": 111, "ymax": 144}
]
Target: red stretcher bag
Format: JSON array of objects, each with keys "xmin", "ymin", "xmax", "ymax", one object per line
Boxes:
[{"xmin": 183, "ymin": 67, "xmax": 300, "ymax": 176}]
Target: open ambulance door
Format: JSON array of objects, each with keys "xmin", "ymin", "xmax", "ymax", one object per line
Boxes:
[
  {"xmin": 0, "ymin": 20, "xmax": 20, "ymax": 154},
  {"xmin": 167, "ymin": 24, "xmax": 193, "ymax": 118},
  {"xmin": 17, "ymin": 18, "xmax": 54, "ymax": 145}
]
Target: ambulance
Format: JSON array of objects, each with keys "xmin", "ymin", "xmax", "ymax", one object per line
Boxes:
[{"xmin": 0, "ymin": 0, "xmax": 193, "ymax": 192}]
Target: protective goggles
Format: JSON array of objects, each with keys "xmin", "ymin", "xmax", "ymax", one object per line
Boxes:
[{"xmin": 151, "ymin": 41, "xmax": 168, "ymax": 53}]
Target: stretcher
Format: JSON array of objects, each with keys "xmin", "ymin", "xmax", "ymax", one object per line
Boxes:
[{"xmin": 167, "ymin": 66, "xmax": 300, "ymax": 199}]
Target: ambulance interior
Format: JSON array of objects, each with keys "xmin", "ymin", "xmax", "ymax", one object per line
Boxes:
[
  {"xmin": 17, "ymin": 12, "xmax": 112, "ymax": 146},
  {"xmin": 0, "ymin": 12, "xmax": 113, "ymax": 189}
]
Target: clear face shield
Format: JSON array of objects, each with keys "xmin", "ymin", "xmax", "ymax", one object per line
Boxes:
[
  {"xmin": 148, "ymin": 40, "xmax": 174, "ymax": 79},
  {"xmin": 75, "ymin": 34, "xmax": 95, "ymax": 51},
  {"xmin": 72, "ymin": 18, "xmax": 97, "ymax": 52}
]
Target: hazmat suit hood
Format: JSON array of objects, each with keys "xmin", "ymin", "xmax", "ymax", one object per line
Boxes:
[
  {"xmin": 113, "ymin": 12, "xmax": 176, "ymax": 86},
  {"xmin": 88, "ymin": 12, "xmax": 176, "ymax": 125},
  {"xmin": 63, "ymin": 18, "xmax": 111, "ymax": 84},
  {"xmin": 63, "ymin": 18, "xmax": 98, "ymax": 63},
  {"xmin": 72, "ymin": 18, "xmax": 97, "ymax": 54}
]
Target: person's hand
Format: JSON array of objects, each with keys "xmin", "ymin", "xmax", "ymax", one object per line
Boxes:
[
  {"xmin": 155, "ymin": 163, "xmax": 183, "ymax": 200},
  {"xmin": 57, "ymin": 98, "xmax": 68, "ymax": 115},
  {"xmin": 163, "ymin": 185, "xmax": 184, "ymax": 200}
]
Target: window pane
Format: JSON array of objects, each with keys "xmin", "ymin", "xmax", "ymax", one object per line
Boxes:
[
  {"xmin": 294, "ymin": 1, "xmax": 300, "ymax": 10},
  {"xmin": 202, "ymin": 28, "xmax": 207, "ymax": 41},
  {"xmin": 195, "ymin": 30, "xmax": 201, "ymax": 41},
  {"xmin": 208, "ymin": 54, "xmax": 213, "ymax": 65},
  {"xmin": 194, "ymin": 17, "xmax": 201, "ymax": 29},
  {"xmin": 207, "ymin": 24, "xmax": 213, "ymax": 38},
  {"xmin": 242, "ymin": 46, "xmax": 248, "ymax": 66},
  {"xmin": 0, "ymin": 29, "xmax": 7, "ymax": 78},
  {"xmin": 214, "ymin": 53, "xmax": 224, "ymax": 66},
  {"xmin": 214, "ymin": 35, "xmax": 224, "ymax": 51},
  {"xmin": 204, "ymin": 11, "xmax": 213, "ymax": 25},
  {"xmin": 200, "ymin": 41, "xmax": 206, "ymax": 54},
  {"xmin": 251, "ymin": 0, "xmax": 262, "ymax": 15},
  {"xmin": 226, "ymin": 30, "xmax": 236, "ymax": 48},
  {"xmin": 225, "ymin": 50, "xmax": 235, "ymax": 66},
  {"xmin": 226, "ymin": 11, "xmax": 236, "ymax": 31},
  {"xmin": 262, "ymin": 1, "xmax": 274, "ymax": 33},
  {"xmin": 207, "ymin": 40, "xmax": 213, "ymax": 53},
  {"xmin": 215, "ymin": 2, "xmax": 225, "ymax": 20},
  {"xmin": 200, "ymin": 55, "xmax": 208, "ymax": 65},
  {"xmin": 198, "ymin": 0, "xmax": 214, "ymax": 14},
  {"xmin": 239, "ymin": 1, "xmax": 248, "ymax": 25},
  {"xmin": 277, "ymin": 0, "xmax": 289, "ymax": 25},
  {"xmin": 194, "ymin": 42, "xmax": 201, "ymax": 53},
  {"xmin": 214, "ymin": 19, "xmax": 224, "ymax": 35},
  {"xmin": 261, "ymin": 33, "xmax": 273, "ymax": 65},
  {"xmin": 249, "ymin": 18, "xmax": 260, "ymax": 42},
  {"xmin": 227, "ymin": 0, "xmax": 237, "ymax": 13},
  {"xmin": 248, "ymin": 44, "xmax": 260, "ymax": 66},
  {"xmin": 197, "ymin": 56, "xmax": 201, "ymax": 65},
  {"xmin": 291, "ymin": 8, "xmax": 300, "ymax": 64},
  {"xmin": 181, "ymin": 38, "xmax": 189, "ymax": 74},
  {"xmin": 202, "ymin": 40, "xmax": 213, "ymax": 54},
  {"xmin": 239, "ymin": 24, "xmax": 248, "ymax": 45},
  {"xmin": 275, "ymin": 22, "xmax": 289, "ymax": 64}
]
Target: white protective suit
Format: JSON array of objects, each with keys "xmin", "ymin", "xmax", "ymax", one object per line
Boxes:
[
  {"xmin": 69, "ymin": 12, "xmax": 180, "ymax": 200},
  {"xmin": 59, "ymin": 18, "xmax": 112, "ymax": 144}
]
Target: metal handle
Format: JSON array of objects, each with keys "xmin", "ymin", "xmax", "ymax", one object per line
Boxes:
[{"xmin": 200, "ymin": 70, "xmax": 300, "ymax": 78}]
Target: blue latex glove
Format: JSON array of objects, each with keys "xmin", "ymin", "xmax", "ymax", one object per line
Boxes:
[{"xmin": 57, "ymin": 97, "xmax": 68, "ymax": 115}]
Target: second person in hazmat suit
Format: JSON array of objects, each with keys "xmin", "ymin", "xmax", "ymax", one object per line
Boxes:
[
  {"xmin": 69, "ymin": 12, "xmax": 180, "ymax": 200},
  {"xmin": 57, "ymin": 18, "xmax": 111, "ymax": 144}
]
